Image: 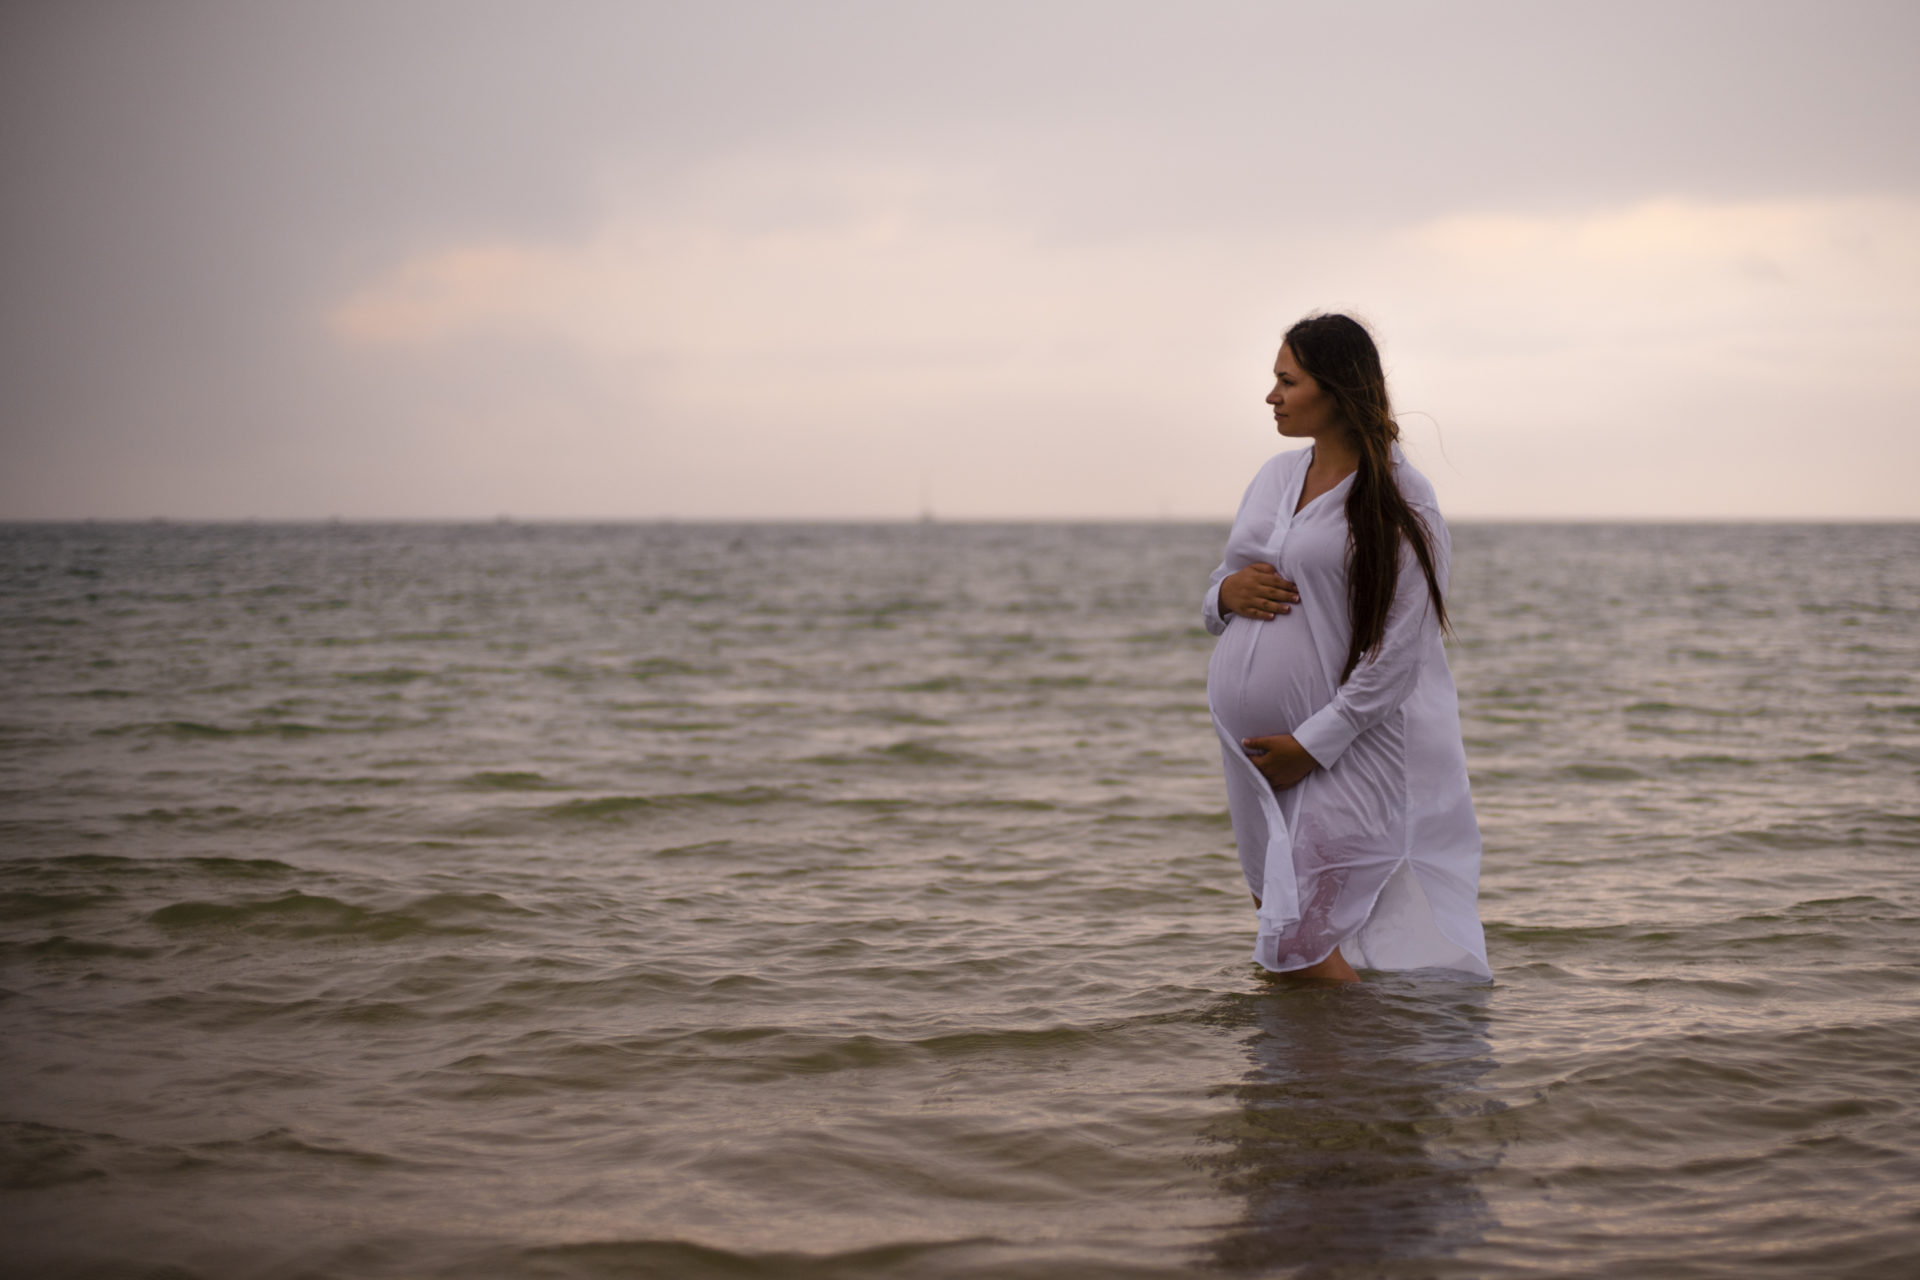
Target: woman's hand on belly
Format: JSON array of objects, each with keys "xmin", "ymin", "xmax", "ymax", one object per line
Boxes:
[
  {"xmin": 1220, "ymin": 563, "xmax": 1300, "ymax": 621},
  {"xmin": 1241, "ymin": 734, "xmax": 1321, "ymax": 790}
]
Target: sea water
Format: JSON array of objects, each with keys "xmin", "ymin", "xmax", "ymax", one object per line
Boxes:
[{"xmin": 1, "ymin": 521, "xmax": 1915, "ymax": 1278}]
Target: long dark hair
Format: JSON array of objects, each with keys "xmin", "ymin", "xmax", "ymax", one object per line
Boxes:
[{"xmin": 1283, "ymin": 313, "xmax": 1448, "ymax": 684}]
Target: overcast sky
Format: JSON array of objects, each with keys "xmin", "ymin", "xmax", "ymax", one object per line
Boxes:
[{"xmin": 4, "ymin": 0, "xmax": 1917, "ymax": 520}]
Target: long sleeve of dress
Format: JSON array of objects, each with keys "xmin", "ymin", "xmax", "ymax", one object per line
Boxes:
[
  {"xmin": 1201, "ymin": 578, "xmax": 1230, "ymax": 636},
  {"xmin": 1201, "ymin": 463, "xmax": 1276, "ymax": 637},
  {"xmin": 1291, "ymin": 512, "xmax": 1449, "ymax": 769}
]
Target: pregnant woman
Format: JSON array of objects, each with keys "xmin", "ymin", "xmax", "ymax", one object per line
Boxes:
[{"xmin": 1204, "ymin": 313, "xmax": 1490, "ymax": 982}]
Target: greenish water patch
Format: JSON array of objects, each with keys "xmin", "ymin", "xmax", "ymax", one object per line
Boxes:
[
  {"xmin": 146, "ymin": 890, "xmax": 516, "ymax": 940},
  {"xmin": 341, "ymin": 668, "xmax": 428, "ymax": 684},
  {"xmin": 0, "ymin": 890, "xmax": 121, "ymax": 920},
  {"xmin": 464, "ymin": 771, "xmax": 556, "ymax": 790},
  {"xmin": 805, "ymin": 740, "xmax": 969, "ymax": 767},
  {"xmin": 22, "ymin": 935, "xmax": 157, "ymax": 960},
  {"xmin": 184, "ymin": 856, "xmax": 299, "ymax": 878},
  {"xmin": 631, "ymin": 657, "xmax": 719, "ymax": 680},
  {"xmin": 542, "ymin": 787, "xmax": 790, "ymax": 820},
  {"xmin": 889, "ymin": 676, "xmax": 966, "ymax": 693},
  {"xmin": 1560, "ymin": 763, "xmax": 1647, "ymax": 782}
]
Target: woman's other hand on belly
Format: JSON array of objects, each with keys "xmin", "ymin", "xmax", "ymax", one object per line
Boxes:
[
  {"xmin": 1241, "ymin": 734, "xmax": 1321, "ymax": 790},
  {"xmin": 1220, "ymin": 563, "xmax": 1299, "ymax": 621}
]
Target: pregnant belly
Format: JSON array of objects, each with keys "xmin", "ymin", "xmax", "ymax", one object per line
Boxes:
[{"xmin": 1207, "ymin": 616, "xmax": 1336, "ymax": 744}]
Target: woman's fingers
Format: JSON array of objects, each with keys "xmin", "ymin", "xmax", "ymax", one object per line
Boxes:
[
  {"xmin": 1240, "ymin": 734, "xmax": 1317, "ymax": 789},
  {"xmin": 1258, "ymin": 578, "xmax": 1300, "ymax": 604},
  {"xmin": 1223, "ymin": 564, "xmax": 1300, "ymax": 619},
  {"xmin": 1245, "ymin": 566, "xmax": 1300, "ymax": 610}
]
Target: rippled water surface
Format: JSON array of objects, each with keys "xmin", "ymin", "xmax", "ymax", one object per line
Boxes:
[{"xmin": 2, "ymin": 521, "xmax": 1916, "ymax": 1279}]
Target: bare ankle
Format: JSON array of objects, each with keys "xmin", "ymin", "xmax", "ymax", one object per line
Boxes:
[{"xmin": 1296, "ymin": 946, "xmax": 1360, "ymax": 983}]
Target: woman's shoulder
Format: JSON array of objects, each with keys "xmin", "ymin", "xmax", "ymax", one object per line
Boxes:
[{"xmin": 1389, "ymin": 448, "xmax": 1443, "ymax": 514}]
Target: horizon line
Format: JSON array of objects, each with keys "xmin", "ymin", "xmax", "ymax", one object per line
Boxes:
[{"xmin": 4, "ymin": 514, "xmax": 1917, "ymax": 527}]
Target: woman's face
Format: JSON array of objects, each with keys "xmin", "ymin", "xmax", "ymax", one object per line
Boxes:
[{"xmin": 1267, "ymin": 344, "xmax": 1339, "ymax": 439}]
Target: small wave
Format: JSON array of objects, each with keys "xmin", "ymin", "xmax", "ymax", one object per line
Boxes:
[
  {"xmin": 1622, "ymin": 699, "xmax": 1749, "ymax": 718},
  {"xmin": 146, "ymin": 889, "xmax": 528, "ymax": 941},
  {"xmin": 1620, "ymin": 973, "xmax": 1785, "ymax": 998},
  {"xmin": 258, "ymin": 774, "xmax": 408, "ymax": 789},
  {"xmin": 97, "ymin": 719, "xmax": 332, "ymax": 740},
  {"xmin": 914, "ymin": 1024, "xmax": 1112, "ymax": 1060},
  {"xmin": 888, "ymin": 676, "xmax": 967, "ymax": 693},
  {"xmin": 1668, "ymin": 753, "xmax": 1758, "ymax": 771},
  {"xmin": 1095, "ymin": 811, "xmax": 1232, "ymax": 828},
  {"xmin": 190, "ymin": 1126, "xmax": 405, "ymax": 1170},
  {"xmin": 512, "ymin": 1235, "xmax": 1009, "ymax": 1280},
  {"xmin": 340, "ymin": 667, "xmax": 428, "ymax": 684},
  {"xmin": 1484, "ymin": 921, "xmax": 1678, "ymax": 946},
  {"xmin": 860, "ymin": 708, "xmax": 950, "ymax": 726},
  {"xmin": 22, "ymin": 935, "xmax": 156, "ymax": 959},
  {"xmin": 541, "ymin": 786, "xmax": 790, "ymax": 820},
  {"xmin": 408, "ymin": 890, "xmax": 539, "ymax": 919},
  {"xmin": 0, "ymin": 1120, "xmax": 111, "ymax": 1191},
  {"xmin": 0, "ymin": 889, "xmax": 120, "ymax": 920},
  {"xmin": 450, "ymin": 1022, "xmax": 1129, "ymax": 1092},
  {"xmin": 144, "ymin": 720, "xmax": 239, "ymax": 739},
  {"xmin": 656, "ymin": 839, "xmax": 733, "ymax": 858},
  {"xmin": 805, "ymin": 740, "xmax": 970, "ymax": 768},
  {"xmin": 120, "ymin": 805, "xmax": 244, "ymax": 823},
  {"xmin": 462, "ymin": 770, "xmax": 556, "ymax": 790},
  {"xmin": 1504, "ymin": 1016, "xmax": 1920, "ymax": 1160},
  {"xmin": 1739, "ymin": 894, "xmax": 1901, "ymax": 923},
  {"xmin": 630, "ymin": 656, "xmax": 725, "ymax": 680},
  {"xmin": 31, "ymin": 853, "xmax": 150, "ymax": 873},
  {"xmin": 466, "ymin": 969, "xmax": 713, "ymax": 1015},
  {"xmin": 1717, "ymin": 823, "xmax": 1845, "ymax": 853},
  {"xmin": 1556, "ymin": 763, "xmax": 1645, "ymax": 782},
  {"xmin": 386, "ymin": 629, "xmax": 467, "ymax": 642},
  {"xmin": 826, "ymin": 797, "xmax": 911, "ymax": 812},
  {"xmin": 325, "ymin": 1000, "xmax": 432, "ymax": 1027}
]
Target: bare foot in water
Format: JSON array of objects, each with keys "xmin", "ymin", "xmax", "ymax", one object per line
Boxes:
[
  {"xmin": 1251, "ymin": 895, "xmax": 1361, "ymax": 984},
  {"xmin": 1293, "ymin": 946, "xmax": 1360, "ymax": 983}
]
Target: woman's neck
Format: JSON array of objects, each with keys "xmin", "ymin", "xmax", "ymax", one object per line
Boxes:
[{"xmin": 1308, "ymin": 430, "xmax": 1360, "ymax": 479}]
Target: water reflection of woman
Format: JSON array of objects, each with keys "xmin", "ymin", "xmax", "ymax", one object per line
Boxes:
[
  {"xmin": 1203, "ymin": 314, "xmax": 1491, "ymax": 981},
  {"xmin": 1201, "ymin": 985, "xmax": 1501, "ymax": 1272}
]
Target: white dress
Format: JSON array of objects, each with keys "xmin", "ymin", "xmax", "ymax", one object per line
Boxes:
[{"xmin": 1203, "ymin": 445, "xmax": 1491, "ymax": 978}]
